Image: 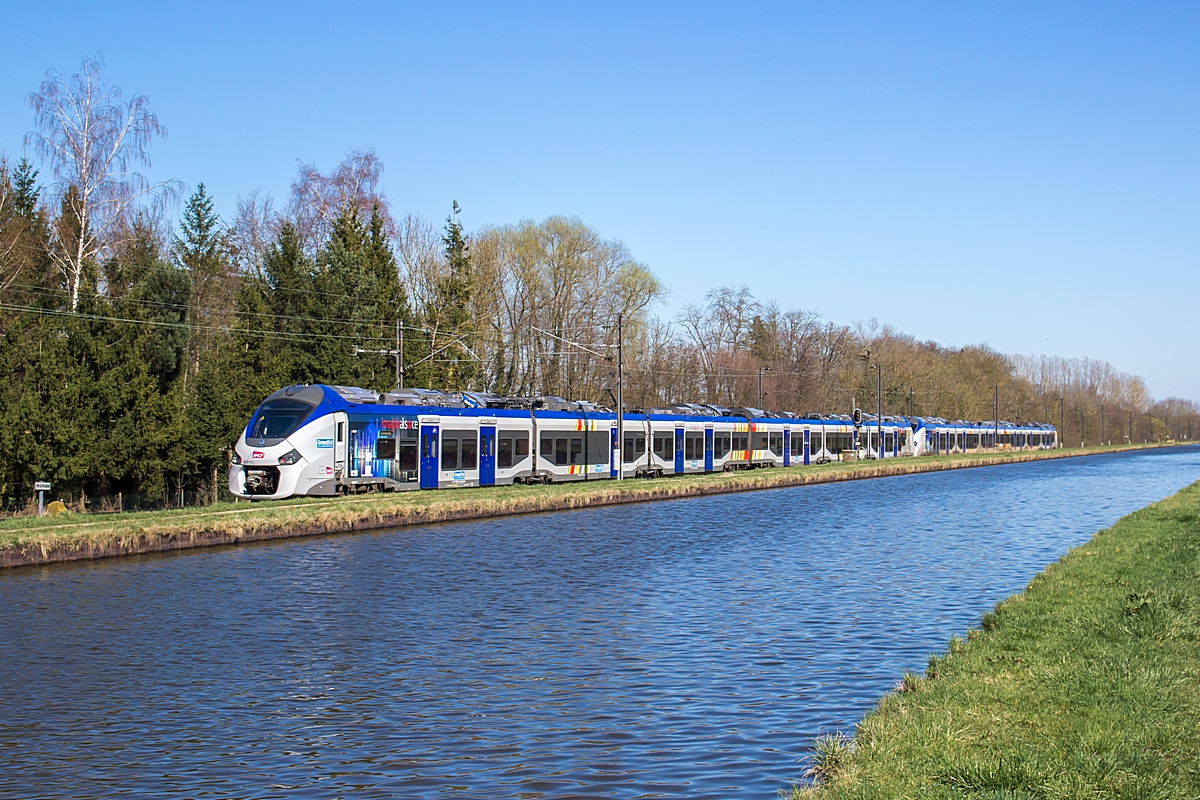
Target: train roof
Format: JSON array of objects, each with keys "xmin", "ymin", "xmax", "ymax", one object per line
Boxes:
[{"xmin": 257, "ymin": 385, "xmax": 1055, "ymax": 432}]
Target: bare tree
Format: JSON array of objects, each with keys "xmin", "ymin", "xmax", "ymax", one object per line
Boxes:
[
  {"xmin": 395, "ymin": 212, "xmax": 445, "ymax": 314},
  {"xmin": 286, "ymin": 148, "xmax": 393, "ymax": 255},
  {"xmin": 229, "ymin": 189, "xmax": 278, "ymax": 277},
  {"xmin": 25, "ymin": 55, "xmax": 179, "ymax": 311}
]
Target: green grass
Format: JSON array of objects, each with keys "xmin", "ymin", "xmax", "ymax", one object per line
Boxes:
[
  {"xmin": 0, "ymin": 444, "xmax": 1168, "ymax": 561},
  {"xmin": 795, "ymin": 478, "xmax": 1200, "ymax": 800}
]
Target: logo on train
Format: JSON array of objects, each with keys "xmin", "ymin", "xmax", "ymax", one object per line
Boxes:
[
  {"xmin": 252, "ymin": 451, "xmax": 265, "ymax": 460},
  {"xmin": 316, "ymin": 438, "xmax": 334, "ymax": 449}
]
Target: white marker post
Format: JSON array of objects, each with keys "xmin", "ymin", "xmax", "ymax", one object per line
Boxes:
[{"xmin": 34, "ymin": 481, "xmax": 51, "ymax": 516}]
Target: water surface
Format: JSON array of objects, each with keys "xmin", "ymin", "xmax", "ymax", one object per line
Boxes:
[{"xmin": 2, "ymin": 446, "xmax": 1198, "ymax": 799}]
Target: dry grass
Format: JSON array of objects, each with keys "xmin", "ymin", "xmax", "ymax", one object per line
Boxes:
[{"xmin": 0, "ymin": 444, "xmax": 1171, "ymax": 567}]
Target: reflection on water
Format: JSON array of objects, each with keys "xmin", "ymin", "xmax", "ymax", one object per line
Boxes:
[{"xmin": 1, "ymin": 446, "xmax": 1197, "ymax": 799}]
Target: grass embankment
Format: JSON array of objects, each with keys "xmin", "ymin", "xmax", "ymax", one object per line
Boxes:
[
  {"xmin": 0, "ymin": 443, "xmax": 1171, "ymax": 568},
  {"xmin": 800, "ymin": 479, "xmax": 1200, "ymax": 799}
]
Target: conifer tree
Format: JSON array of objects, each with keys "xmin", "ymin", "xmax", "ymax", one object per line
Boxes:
[
  {"xmin": 429, "ymin": 200, "xmax": 477, "ymax": 389},
  {"xmin": 365, "ymin": 202, "xmax": 419, "ymax": 390},
  {"xmin": 175, "ymin": 184, "xmax": 231, "ymax": 382}
]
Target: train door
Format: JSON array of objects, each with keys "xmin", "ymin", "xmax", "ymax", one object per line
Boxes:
[
  {"xmin": 674, "ymin": 427, "xmax": 685, "ymax": 474},
  {"xmin": 704, "ymin": 428, "xmax": 713, "ymax": 473},
  {"xmin": 479, "ymin": 425, "xmax": 496, "ymax": 486},
  {"xmin": 333, "ymin": 412, "xmax": 347, "ymax": 479},
  {"xmin": 419, "ymin": 424, "xmax": 439, "ymax": 489},
  {"xmin": 783, "ymin": 429, "xmax": 791, "ymax": 467},
  {"xmin": 803, "ymin": 429, "xmax": 811, "ymax": 465}
]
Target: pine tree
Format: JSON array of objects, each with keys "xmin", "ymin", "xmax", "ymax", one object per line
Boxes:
[
  {"xmin": 313, "ymin": 203, "xmax": 377, "ymax": 387},
  {"xmin": 11, "ymin": 158, "xmax": 39, "ymax": 220},
  {"xmin": 263, "ymin": 222, "xmax": 313, "ymax": 382},
  {"xmin": 429, "ymin": 200, "xmax": 477, "ymax": 390},
  {"xmin": 175, "ymin": 183, "xmax": 231, "ymax": 383},
  {"xmin": 364, "ymin": 202, "xmax": 418, "ymax": 390}
]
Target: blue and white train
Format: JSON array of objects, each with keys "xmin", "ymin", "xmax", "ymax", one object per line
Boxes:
[{"xmin": 229, "ymin": 384, "xmax": 1059, "ymax": 499}]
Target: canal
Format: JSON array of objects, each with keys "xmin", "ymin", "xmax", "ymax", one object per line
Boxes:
[{"xmin": 2, "ymin": 446, "xmax": 1198, "ymax": 799}]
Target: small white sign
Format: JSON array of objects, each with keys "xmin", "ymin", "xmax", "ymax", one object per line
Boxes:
[{"xmin": 34, "ymin": 481, "xmax": 51, "ymax": 491}]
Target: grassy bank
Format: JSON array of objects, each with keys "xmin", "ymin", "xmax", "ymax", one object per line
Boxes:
[
  {"xmin": 799, "ymin": 478, "xmax": 1200, "ymax": 799},
  {"xmin": 0, "ymin": 444, "xmax": 1173, "ymax": 568}
]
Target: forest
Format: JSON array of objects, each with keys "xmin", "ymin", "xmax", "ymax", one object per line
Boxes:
[{"xmin": 1, "ymin": 58, "xmax": 1195, "ymax": 510}]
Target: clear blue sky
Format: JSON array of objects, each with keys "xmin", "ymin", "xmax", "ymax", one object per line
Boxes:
[{"xmin": 2, "ymin": 2, "xmax": 1197, "ymax": 399}]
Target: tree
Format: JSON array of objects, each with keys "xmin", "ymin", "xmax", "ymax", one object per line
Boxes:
[
  {"xmin": 26, "ymin": 55, "xmax": 179, "ymax": 311},
  {"xmin": 175, "ymin": 183, "xmax": 233, "ymax": 382},
  {"xmin": 0, "ymin": 158, "xmax": 50, "ymax": 299},
  {"xmin": 286, "ymin": 148, "xmax": 393, "ymax": 256},
  {"xmin": 427, "ymin": 201, "xmax": 477, "ymax": 390}
]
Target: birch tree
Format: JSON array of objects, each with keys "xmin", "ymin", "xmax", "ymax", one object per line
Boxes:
[{"xmin": 26, "ymin": 56, "xmax": 179, "ymax": 311}]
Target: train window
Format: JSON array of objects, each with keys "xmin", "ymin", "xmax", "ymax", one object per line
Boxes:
[
  {"xmin": 769, "ymin": 433, "xmax": 783, "ymax": 456},
  {"xmin": 398, "ymin": 441, "xmax": 417, "ymax": 471},
  {"xmin": 570, "ymin": 437, "xmax": 583, "ymax": 465},
  {"xmin": 555, "ymin": 438, "xmax": 569, "ymax": 466},
  {"xmin": 540, "ymin": 437, "xmax": 553, "ymax": 461},
  {"xmin": 337, "ymin": 421, "xmax": 345, "ymax": 442},
  {"xmin": 884, "ymin": 433, "xmax": 894, "ymax": 453},
  {"xmin": 587, "ymin": 432, "xmax": 611, "ymax": 464},
  {"xmin": 249, "ymin": 400, "xmax": 312, "ymax": 441},
  {"xmin": 623, "ymin": 436, "xmax": 646, "ymax": 463},
  {"xmin": 733, "ymin": 433, "xmax": 749, "ymax": 452},
  {"xmin": 499, "ymin": 431, "xmax": 530, "ymax": 468},
  {"xmin": 753, "ymin": 432, "xmax": 769, "ymax": 451},
  {"xmin": 375, "ymin": 438, "xmax": 396, "ymax": 460},
  {"xmin": 460, "ymin": 436, "xmax": 478, "ymax": 470},
  {"xmin": 683, "ymin": 434, "xmax": 702, "ymax": 460},
  {"xmin": 441, "ymin": 437, "xmax": 459, "ymax": 470},
  {"xmin": 653, "ymin": 434, "xmax": 672, "ymax": 458},
  {"xmin": 714, "ymin": 432, "xmax": 731, "ymax": 458}
]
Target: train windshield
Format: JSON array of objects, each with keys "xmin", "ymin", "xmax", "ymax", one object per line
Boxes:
[{"xmin": 248, "ymin": 400, "xmax": 313, "ymax": 441}]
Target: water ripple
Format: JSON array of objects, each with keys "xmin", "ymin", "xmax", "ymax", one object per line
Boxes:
[{"xmin": 1, "ymin": 446, "xmax": 1198, "ymax": 798}]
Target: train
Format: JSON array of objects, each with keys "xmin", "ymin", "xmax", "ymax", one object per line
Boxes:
[{"xmin": 229, "ymin": 384, "xmax": 1059, "ymax": 500}]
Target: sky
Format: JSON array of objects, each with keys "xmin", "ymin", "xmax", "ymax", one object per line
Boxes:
[{"xmin": 2, "ymin": 2, "xmax": 1197, "ymax": 399}]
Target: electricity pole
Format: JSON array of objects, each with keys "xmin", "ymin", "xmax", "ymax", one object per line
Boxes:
[
  {"xmin": 871, "ymin": 364, "xmax": 883, "ymax": 459},
  {"xmin": 396, "ymin": 320, "xmax": 403, "ymax": 390},
  {"xmin": 993, "ymin": 385, "xmax": 999, "ymax": 450},
  {"xmin": 758, "ymin": 365, "xmax": 771, "ymax": 410},
  {"xmin": 1100, "ymin": 403, "xmax": 1105, "ymax": 446},
  {"xmin": 1059, "ymin": 397, "xmax": 1064, "ymax": 449},
  {"xmin": 616, "ymin": 313, "xmax": 624, "ymax": 481}
]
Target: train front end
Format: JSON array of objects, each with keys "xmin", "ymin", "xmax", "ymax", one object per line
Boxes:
[{"xmin": 230, "ymin": 385, "xmax": 339, "ymax": 500}]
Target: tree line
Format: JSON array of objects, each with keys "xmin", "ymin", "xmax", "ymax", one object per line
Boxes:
[{"xmin": 0, "ymin": 57, "xmax": 1194, "ymax": 511}]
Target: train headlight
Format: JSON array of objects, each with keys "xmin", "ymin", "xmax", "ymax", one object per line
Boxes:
[
  {"xmin": 278, "ymin": 449, "xmax": 302, "ymax": 466},
  {"xmin": 231, "ymin": 452, "xmax": 242, "ymax": 465}
]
